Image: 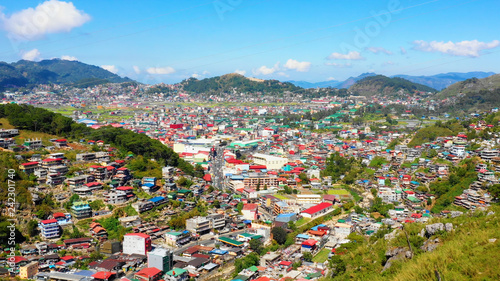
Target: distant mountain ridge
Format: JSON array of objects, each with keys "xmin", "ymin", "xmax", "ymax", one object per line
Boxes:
[
  {"xmin": 288, "ymin": 71, "xmax": 496, "ymax": 90},
  {"xmin": 0, "ymin": 59, "xmax": 132, "ymax": 90},
  {"xmin": 393, "ymin": 71, "xmax": 496, "ymax": 90}
]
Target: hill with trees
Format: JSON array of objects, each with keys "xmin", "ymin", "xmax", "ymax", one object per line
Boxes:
[
  {"xmin": 0, "ymin": 59, "xmax": 133, "ymax": 91},
  {"xmin": 180, "ymin": 73, "xmax": 303, "ymax": 95},
  {"xmin": 349, "ymin": 75, "xmax": 437, "ymax": 97},
  {"xmin": 435, "ymin": 74, "xmax": 500, "ymax": 100},
  {"xmin": 0, "ymin": 103, "xmax": 195, "ymax": 175}
]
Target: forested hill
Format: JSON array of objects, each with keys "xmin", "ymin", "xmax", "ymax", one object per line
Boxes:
[
  {"xmin": 180, "ymin": 73, "xmax": 303, "ymax": 95},
  {"xmin": 0, "ymin": 103, "xmax": 195, "ymax": 175},
  {"xmin": 0, "ymin": 59, "xmax": 133, "ymax": 90},
  {"xmin": 349, "ymin": 75, "xmax": 437, "ymax": 97}
]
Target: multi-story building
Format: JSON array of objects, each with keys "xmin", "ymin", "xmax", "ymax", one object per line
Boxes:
[
  {"xmin": 104, "ymin": 190, "xmax": 129, "ymax": 204},
  {"xmin": 148, "ymin": 247, "xmax": 174, "ymax": 273},
  {"xmin": 71, "ymin": 201, "xmax": 92, "ymax": 219},
  {"xmin": 243, "ymin": 175, "xmax": 279, "ymax": 189},
  {"xmin": 46, "ymin": 174, "xmax": 66, "ymax": 186},
  {"xmin": 186, "ymin": 217, "xmax": 211, "ymax": 235},
  {"xmin": 132, "ymin": 200, "xmax": 154, "ymax": 213},
  {"xmin": 123, "ymin": 233, "xmax": 152, "ymax": 255},
  {"xmin": 76, "ymin": 153, "xmax": 96, "ymax": 162},
  {"xmin": 24, "ymin": 138, "xmax": 43, "ymax": 149},
  {"xmin": 207, "ymin": 213, "xmax": 225, "ymax": 230},
  {"xmin": 89, "ymin": 165, "xmax": 107, "ymax": 180},
  {"xmin": 252, "ymin": 153, "xmax": 288, "ymax": 170},
  {"xmin": 19, "ymin": 261, "xmax": 38, "ymax": 279},
  {"xmin": 41, "ymin": 158, "xmax": 64, "ymax": 169},
  {"xmin": 48, "ymin": 165, "xmax": 68, "ymax": 175},
  {"xmin": 67, "ymin": 175, "xmax": 94, "ymax": 189},
  {"xmin": 39, "ymin": 219, "xmax": 61, "ymax": 239},
  {"xmin": 19, "ymin": 162, "xmax": 39, "ymax": 174}
]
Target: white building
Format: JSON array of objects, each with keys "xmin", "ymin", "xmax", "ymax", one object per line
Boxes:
[
  {"xmin": 252, "ymin": 153, "xmax": 288, "ymax": 170},
  {"xmin": 123, "ymin": 233, "xmax": 151, "ymax": 255}
]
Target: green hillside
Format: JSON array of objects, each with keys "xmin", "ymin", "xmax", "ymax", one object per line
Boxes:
[
  {"xmin": 349, "ymin": 75, "xmax": 437, "ymax": 97},
  {"xmin": 180, "ymin": 73, "xmax": 303, "ymax": 95},
  {"xmin": 322, "ymin": 206, "xmax": 500, "ymax": 281},
  {"xmin": 0, "ymin": 59, "xmax": 133, "ymax": 90},
  {"xmin": 435, "ymin": 74, "xmax": 500, "ymax": 100}
]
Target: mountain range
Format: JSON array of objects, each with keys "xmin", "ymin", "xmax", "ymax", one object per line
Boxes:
[
  {"xmin": 0, "ymin": 59, "xmax": 132, "ymax": 91},
  {"xmin": 289, "ymin": 71, "xmax": 496, "ymax": 90}
]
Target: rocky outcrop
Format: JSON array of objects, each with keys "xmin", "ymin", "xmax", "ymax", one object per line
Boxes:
[
  {"xmin": 383, "ymin": 247, "xmax": 410, "ymax": 272},
  {"xmin": 421, "ymin": 238, "xmax": 440, "ymax": 252},
  {"xmin": 450, "ymin": 211, "xmax": 464, "ymax": 218},
  {"xmin": 425, "ymin": 223, "xmax": 444, "ymax": 237}
]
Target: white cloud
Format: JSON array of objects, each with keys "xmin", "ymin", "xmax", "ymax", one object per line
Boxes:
[
  {"xmin": 412, "ymin": 39, "xmax": 500, "ymax": 57},
  {"xmin": 383, "ymin": 61, "xmax": 395, "ymax": 66},
  {"xmin": 283, "ymin": 59, "xmax": 311, "ymax": 72},
  {"xmin": 146, "ymin": 66, "xmax": 175, "ymax": 75},
  {"xmin": 325, "ymin": 62, "xmax": 352, "ymax": 68},
  {"xmin": 133, "ymin": 66, "xmax": 141, "ymax": 74},
  {"xmin": 327, "ymin": 77, "xmax": 336, "ymax": 81},
  {"xmin": 1, "ymin": 0, "xmax": 91, "ymax": 41},
  {"xmin": 327, "ymin": 51, "xmax": 364, "ymax": 60},
  {"xmin": 61, "ymin": 55, "xmax": 77, "ymax": 61},
  {"xmin": 253, "ymin": 62, "xmax": 280, "ymax": 75},
  {"xmin": 400, "ymin": 46, "xmax": 407, "ymax": 55},
  {"xmin": 234, "ymin": 69, "xmax": 246, "ymax": 76},
  {"xmin": 101, "ymin": 65, "xmax": 118, "ymax": 74},
  {"xmin": 21, "ymin": 48, "xmax": 41, "ymax": 61},
  {"xmin": 202, "ymin": 70, "xmax": 210, "ymax": 75},
  {"xmin": 191, "ymin": 73, "xmax": 200, "ymax": 78},
  {"xmin": 366, "ymin": 47, "xmax": 393, "ymax": 55},
  {"xmin": 277, "ymin": 72, "xmax": 289, "ymax": 77}
]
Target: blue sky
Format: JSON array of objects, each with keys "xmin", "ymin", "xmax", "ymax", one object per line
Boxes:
[{"xmin": 0, "ymin": 0, "xmax": 498, "ymax": 84}]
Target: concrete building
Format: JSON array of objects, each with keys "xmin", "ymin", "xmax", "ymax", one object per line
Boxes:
[
  {"xmin": 252, "ymin": 153, "xmax": 288, "ymax": 170},
  {"xmin": 148, "ymin": 247, "xmax": 174, "ymax": 272},
  {"xmin": 39, "ymin": 219, "xmax": 61, "ymax": 239},
  {"xmin": 300, "ymin": 202, "xmax": 333, "ymax": 219},
  {"xmin": 71, "ymin": 201, "xmax": 92, "ymax": 219},
  {"xmin": 241, "ymin": 203, "xmax": 259, "ymax": 221},
  {"xmin": 207, "ymin": 213, "xmax": 226, "ymax": 230},
  {"xmin": 19, "ymin": 261, "xmax": 38, "ymax": 279},
  {"xmin": 123, "ymin": 233, "xmax": 152, "ymax": 255},
  {"xmin": 185, "ymin": 217, "xmax": 211, "ymax": 235}
]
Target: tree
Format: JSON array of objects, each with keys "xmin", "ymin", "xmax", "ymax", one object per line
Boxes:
[
  {"xmin": 342, "ymin": 201, "xmax": 354, "ymax": 211},
  {"xmin": 303, "ymin": 251, "xmax": 313, "ymax": 262},
  {"xmin": 354, "ymin": 205, "xmax": 364, "ymax": 214},
  {"xmin": 249, "ymin": 239, "xmax": 263, "ymax": 252},
  {"xmin": 298, "ymin": 172, "xmax": 310, "ymax": 184},
  {"xmin": 329, "ymin": 255, "xmax": 346, "ymax": 277},
  {"xmin": 89, "ymin": 200, "xmax": 105, "ymax": 211},
  {"xmin": 489, "ymin": 184, "xmax": 500, "ymax": 199},
  {"xmin": 212, "ymin": 200, "xmax": 221, "ymax": 208},
  {"xmin": 27, "ymin": 220, "xmax": 38, "ymax": 237},
  {"xmin": 271, "ymin": 227, "xmax": 287, "ymax": 245},
  {"xmin": 236, "ymin": 202, "xmax": 244, "ymax": 212}
]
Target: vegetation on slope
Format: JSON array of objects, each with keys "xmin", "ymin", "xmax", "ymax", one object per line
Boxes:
[
  {"xmin": 349, "ymin": 75, "xmax": 437, "ymax": 96},
  {"xmin": 0, "ymin": 103, "xmax": 195, "ymax": 175},
  {"xmin": 0, "ymin": 59, "xmax": 132, "ymax": 90},
  {"xmin": 181, "ymin": 73, "xmax": 302, "ymax": 95},
  {"xmin": 322, "ymin": 206, "xmax": 500, "ymax": 281}
]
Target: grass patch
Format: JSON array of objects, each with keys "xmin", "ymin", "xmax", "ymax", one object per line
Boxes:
[
  {"xmin": 296, "ymin": 217, "xmax": 311, "ymax": 226},
  {"xmin": 312, "ymin": 248, "xmax": 330, "ymax": 263},
  {"xmin": 0, "ymin": 118, "xmax": 15, "ymax": 129},
  {"xmin": 15, "ymin": 130, "xmax": 60, "ymax": 146}
]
